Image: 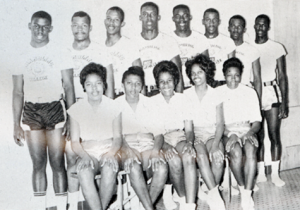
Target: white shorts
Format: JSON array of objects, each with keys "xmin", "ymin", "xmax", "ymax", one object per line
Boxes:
[
  {"xmin": 124, "ymin": 133, "xmax": 154, "ymax": 153},
  {"xmin": 81, "ymin": 138, "xmax": 112, "ymax": 161},
  {"xmin": 225, "ymin": 122, "xmax": 251, "ymax": 138},
  {"xmin": 164, "ymin": 129, "xmax": 186, "ymax": 147},
  {"xmin": 194, "ymin": 126, "xmax": 216, "ymax": 145},
  {"xmin": 262, "ymin": 81, "xmax": 282, "ymax": 111}
]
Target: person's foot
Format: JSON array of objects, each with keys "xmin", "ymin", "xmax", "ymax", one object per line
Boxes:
[
  {"xmin": 253, "ymin": 184, "xmax": 259, "ymax": 192},
  {"xmin": 271, "ymin": 174, "xmax": 285, "ymax": 187},
  {"xmin": 256, "ymin": 173, "xmax": 267, "ymax": 183},
  {"xmin": 163, "ymin": 185, "xmax": 177, "ymax": 210},
  {"xmin": 197, "ymin": 186, "xmax": 208, "ymax": 201},
  {"xmin": 184, "ymin": 203, "xmax": 196, "ymax": 210},
  {"xmin": 207, "ymin": 186, "xmax": 226, "ymax": 210},
  {"xmin": 240, "ymin": 188, "xmax": 254, "ymax": 210}
]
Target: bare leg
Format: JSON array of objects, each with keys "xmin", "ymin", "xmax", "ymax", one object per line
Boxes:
[
  {"xmin": 25, "ymin": 130, "xmax": 47, "ymax": 193},
  {"xmin": 176, "ymin": 141, "xmax": 197, "ymax": 203},
  {"xmin": 47, "ymin": 128, "xmax": 67, "ymax": 194},
  {"xmin": 99, "ymin": 160, "xmax": 118, "ymax": 209},
  {"xmin": 65, "ymin": 141, "xmax": 79, "ymax": 192},
  {"xmin": 243, "ymin": 141, "xmax": 257, "ymax": 190}
]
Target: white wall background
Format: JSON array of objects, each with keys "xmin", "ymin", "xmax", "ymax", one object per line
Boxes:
[{"xmin": 0, "ymin": 0, "xmax": 299, "ymax": 209}]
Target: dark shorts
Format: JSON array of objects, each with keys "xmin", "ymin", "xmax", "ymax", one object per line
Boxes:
[{"xmin": 22, "ymin": 100, "xmax": 66, "ymax": 130}]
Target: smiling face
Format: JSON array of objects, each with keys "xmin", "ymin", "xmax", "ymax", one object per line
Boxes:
[
  {"xmin": 225, "ymin": 67, "xmax": 241, "ymax": 89},
  {"xmin": 173, "ymin": 7, "xmax": 191, "ymax": 33},
  {"xmin": 105, "ymin": 10, "xmax": 124, "ymax": 35},
  {"xmin": 29, "ymin": 17, "xmax": 52, "ymax": 45},
  {"xmin": 84, "ymin": 73, "xmax": 104, "ymax": 102},
  {"xmin": 71, "ymin": 16, "xmax": 91, "ymax": 41},
  {"xmin": 191, "ymin": 64, "xmax": 206, "ymax": 87},
  {"xmin": 140, "ymin": 5, "xmax": 160, "ymax": 32},
  {"xmin": 203, "ymin": 11, "xmax": 220, "ymax": 37},
  {"xmin": 228, "ymin": 18, "xmax": 245, "ymax": 42},
  {"xmin": 123, "ymin": 74, "xmax": 143, "ymax": 100},
  {"xmin": 158, "ymin": 72, "xmax": 175, "ymax": 98}
]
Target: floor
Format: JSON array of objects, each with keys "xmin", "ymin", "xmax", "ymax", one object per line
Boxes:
[{"xmin": 44, "ymin": 168, "xmax": 300, "ymax": 210}]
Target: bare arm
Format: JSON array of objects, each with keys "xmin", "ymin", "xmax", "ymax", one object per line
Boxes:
[
  {"xmin": 109, "ymin": 113, "xmax": 123, "ymax": 155},
  {"xmin": 228, "ymin": 50, "xmax": 236, "ymax": 58},
  {"xmin": 12, "ymin": 75, "xmax": 25, "ymax": 146},
  {"xmin": 171, "ymin": 55, "xmax": 183, "ymax": 93},
  {"xmin": 277, "ymin": 55, "xmax": 288, "ymax": 119},
  {"xmin": 252, "ymin": 58, "xmax": 262, "ymax": 101},
  {"xmin": 105, "ymin": 64, "xmax": 114, "ymax": 99},
  {"xmin": 61, "ymin": 68, "xmax": 75, "ymax": 109}
]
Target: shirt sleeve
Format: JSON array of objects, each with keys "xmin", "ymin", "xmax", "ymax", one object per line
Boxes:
[
  {"xmin": 247, "ymin": 89, "xmax": 262, "ymax": 123},
  {"xmin": 226, "ymin": 38, "xmax": 236, "ymax": 55},
  {"xmin": 67, "ymin": 102, "xmax": 81, "ymax": 123}
]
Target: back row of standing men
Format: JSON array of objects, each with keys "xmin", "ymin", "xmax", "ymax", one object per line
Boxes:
[{"xmin": 11, "ymin": 1, "xmax": 288, "ymax": 210}]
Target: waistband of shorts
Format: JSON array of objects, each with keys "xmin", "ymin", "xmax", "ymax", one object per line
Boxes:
[
  {"xmin": 194, "ymin": 125, "xmax": 215, "ymax": 131},
  {"xmin": 263, "ymin": 80, "xmax": 277, "ymax": 87},
  {"xmin": 25, "ymin": 98, "xmax": 64, "ymax": 104},
  {"xmin": 225, "ymin": 121, "xmax": 250, "ymax": 127},
  {"xmin": 25, "ymin": 96, "xmax": 63, "ymax": 104}
]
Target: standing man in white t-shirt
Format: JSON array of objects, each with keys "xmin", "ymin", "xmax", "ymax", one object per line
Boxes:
[
  {"xmin": 138, "ymin": 2, "xmax": 183, "ymax": 96},
  {"xmin": 171, "ymin": 4, "xmax": 209, "ymax": 89},
  {"xmin": 253, "ymin": 15, "xmax": 288, "ymax": 187},
  {"xmin": 228, "ymin": 15, "xmax": 262, "ymax": 99},
  {"xmin": 104, "ymin": 6, "xmax": 143, "ymax": 97},
  {"xmin": 12, "ymin": 11, "xmax": 75, "ymax": 210},
  {"xmin": 66, "ymin": 11, "xmax": 114, "ymax": 210},
  {"xmin": 202, "ymin": 8, "xmax": 236, "ymax": 87}
]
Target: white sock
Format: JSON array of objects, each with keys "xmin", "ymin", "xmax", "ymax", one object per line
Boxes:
[
  {"xmin": 32, "ymin": 195, "xmax": 46, "ymax": 210},
  {"xmin": 163, "ymin": 184, "xmax": 177, "ymax": 209},
  {"xmin": 207, "ymin": 186, "xmax": 226, "ymax": 210},
  {"xmin": 56, "ymin": 193, "xmax": 67, "ymax": 210},
  {"xmin": 240, "ymin": 188, "xmax": 253, "ymax": 209},
  {"xmin": 257, "ymin": 162, "xmax": 267, "ymax": 182},
  {"xmin": 185, "ymin": 203, "xmax": 196, "ymax": 210},
  {"xmin": 271, "ymin": 161, "xmax": 285, "ymax": 187},
  {"xmin": 68, "ymin": 191, "xmax": 79, "ymax": 210}
]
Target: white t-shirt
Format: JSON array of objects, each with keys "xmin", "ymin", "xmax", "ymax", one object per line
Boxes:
[
  {"xmin": 12, "ymin": 42, "xmax": 73, "ymax": 103},
  {"xmin": 152, "ymin": 92, "xmax": 190, "ymax": 132},
  {"xmin": 206, "ymin": 33, "xmax": 236, "ymax": 80},
  {"xmin": 115, "ymin": 94, "xmax": 162, "ymax": 136},
  {"xmin": 172, "ymin": 31, "xmax": 210, "ymax": 87},
  {"xmin": 184, "ymin": 85, "xmax": 222, "ymax": 127},
  {"xmin": 216, "ymin": 84, "xmax": 261, "ymax": 124},
  {"xmin": 67, "ymin": 96, "xmax": 120, "ymax": 141},
  {"xmin": 138, "ymin": 32, "xmax": 181, "ymax": 86},
  {"xmin": 105, "ymin": 36, "xmax": 140, "ymax": 91},
  {"xmin": 69, "ymin": 41, "xmax": 112, "ymax": 98},
  {"xmin": 235, "ymin": 42, "xmax": 260, "ymax": 86},
  {"xmin": 253, "ymin": 39, "xmax": 287, "ymax": 82}
]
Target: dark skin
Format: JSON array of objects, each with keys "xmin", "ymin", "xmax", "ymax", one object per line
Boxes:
[{"xmin": 254, "ymin": 17, "xmax": 288, "ymax": 162}]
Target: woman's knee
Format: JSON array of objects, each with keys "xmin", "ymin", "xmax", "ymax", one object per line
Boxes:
[
  {"xmin": 78, "ymin": 168, "xmax": 94, "ymax": 183},
  {"xmin": 244, "ymin": 141, "xmax": 257, "ymax": 159},
  {"xmin": 228, "ymin": 144, "xmax": 242, "ymax": 161},
  {"xmin": 182, "ymin": 153, "xmax": 195, "ymax": 166},
  {"xmin": 168, "ymin": 154, "xmax": 183, "ymax": 173},
  {"xmin": 154, "ymin": 163, "xmax": 168, "ymax": 177}
]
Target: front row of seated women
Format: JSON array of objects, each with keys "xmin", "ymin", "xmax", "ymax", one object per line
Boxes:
[{"xmin": 67, "ymin": 55, "xmax": 261, "ymax": 210}]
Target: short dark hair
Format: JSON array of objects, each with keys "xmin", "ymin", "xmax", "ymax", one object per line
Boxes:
[
  {"xmin": 203, "ymin": 8, "xmax": 219, "ymax": 19},
  {"xmin": 107, "ymin": 6, "xmax": 125, "ymax": 23},
  {"xmin": 153, "ymin": 61, "xmax": 180, "ymax": 89},
  {"xmin": 122, "ymin": 66, "xmax": 145, "ymax": 88},
  {"xmin": 72, "ymin": 11, "xmax": 91, "ymax": 25},
  {"xmin": 185, "ymin": 54, "xmax": 215, "ymax": 86},
  {"xmin": 141, "ymin": 2, "xmax": 159, "ymax": 14},
  {"xmin": 255, "ymin": 14, "xmax": 271, "ymax": 27},
  {"xmin": 229, "ymin": 15, "xmax": 246, "ymax": 28},
  {"xmin": 80, "ymin": 63, "xmax": 107, "ymax": 92},
  {"xmin": 173, "ymin": 4, "xmax": 190, "ymax": 14},
  {"xmin": 31, "ymin": 11, "xmax": 52, "ymax": 24},
  {"xmin": 222, "ymin": 57, "xmax": 244, "ymax": 76}
]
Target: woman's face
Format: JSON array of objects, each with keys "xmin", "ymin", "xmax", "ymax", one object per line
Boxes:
[
  {"xmin": 191, "ymin": 64, "xmax": 206, "ymax": 86},
  {"xmin": 123, "ymin": 74, "xmax": 143, "ymax": 99},
  {"xmin": 158, "ymin": 72, "xmax": 175, "ymax": 98},
  {"xmin": 84, "ymin": 73, "xmax": 104, "ymax": 101},
  {"xmin": 225, "ymin": 67, "xmax": 241, "ymax": 89}
]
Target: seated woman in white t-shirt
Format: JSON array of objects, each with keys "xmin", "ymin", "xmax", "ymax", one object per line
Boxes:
[
  {"xmin": 67, "ymin": 63, "xmax": 122, "ymax": 210},
  {"xmin": 115, "ymin": 66, "xmax": 167, "ymax": 210},
  {"xmin": 184, "ymin": 54, "xmax": 226, "ymax": 210},
  {"xmin": 152, "ymin": 61, "xmax": 197, "ymax": 210},
  {"xmin": 217, "ymin": 57, "xmax": 261, "ymax": 210}
]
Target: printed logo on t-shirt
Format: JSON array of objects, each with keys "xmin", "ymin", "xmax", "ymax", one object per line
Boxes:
[
  {"xmin": 73, "ymin": 55, "xmax": 93, "ymax": 77},
  {"xmin": 236, "ymin": 51, "xmax": 245, "ymax": 56},
  {"xmin": 143, "ymin": 59, "xmax": 153, "ymax": 69},
  {"xmin": 26, "ymin": 56, "xmax": 53, "ymax": 81}
]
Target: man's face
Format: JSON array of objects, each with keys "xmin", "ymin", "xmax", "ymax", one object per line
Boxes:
[
  {"xmin": 105, "ymin": 10, "xmax": 124, "ymax": 35},
  {"xmin": 140, "ymin": 5, "xmax": 160, "ymax": 31},
  {"xmin": 29, "ymin": 17, "xmax": 52, "ymax": 43},
  {"xmin": 71, "ymin": 16, "xmax": 91, "ymax": 41},
  {"xmin": 202, "ymin": 12, "xmax": 220, "ymax": 36},
  {"xmin": 172, "ymin": 8, "xmax": 191, "ymax": 32},
  {"xmin": 254, "ymin": 18, "xmax": 269, "ymax": 38},
  {"xmin": 228, "ymin": 19, "xmax": 245, "ymax": 42}
]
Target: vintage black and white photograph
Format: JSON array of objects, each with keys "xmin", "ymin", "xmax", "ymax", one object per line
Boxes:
[{"xmin": 0, "ymin": 0, "xmax": 299, "ymax": 209}]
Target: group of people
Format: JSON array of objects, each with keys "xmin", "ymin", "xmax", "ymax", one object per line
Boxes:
[{"xmin": 11, "ymin": 2, "xmax": 288, "ymax": 210}]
